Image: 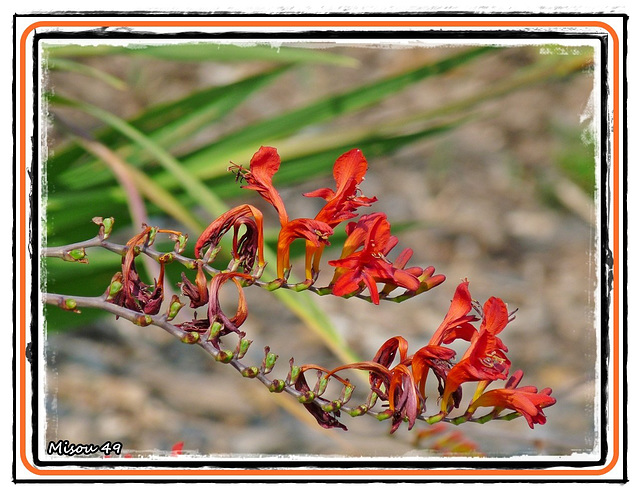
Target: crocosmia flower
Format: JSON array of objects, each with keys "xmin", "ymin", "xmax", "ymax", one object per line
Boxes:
[
  {"xmin": 303, "ymin": 149, "xmax": 377, "ymax": 279},
  {"xmin": 468, "ymin": 370, "xmax": 556, "ymax": 428},
  {"xmin": 328, "ymin": 212, "xmax": 421, "ymax": 304},
  {"xmin": 229, "ymin": 146, "xmax": 289, "ymax": 226},
  {"xmin": 440, "ymin": 296, "xmax": 511, "ymax": 412}
]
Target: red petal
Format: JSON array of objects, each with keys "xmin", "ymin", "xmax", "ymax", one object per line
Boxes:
[
  {"xmin": 303, "ymin": 187, "xmax": 335, "ymax": 200},
  {"xmin": 333, "ymin": 149, "xmax": 368, "ymax": 192}
]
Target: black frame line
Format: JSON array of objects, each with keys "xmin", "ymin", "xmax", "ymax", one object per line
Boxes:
[{"xmin": 13, "ymin": 13, "xmax": 626, "ymax": 482}]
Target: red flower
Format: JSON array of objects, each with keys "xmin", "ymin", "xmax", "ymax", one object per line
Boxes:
[
  {"xmin": 468, "ymin": 371, "xmax": 556, "ymax": 428},
  {"xmin": 230, "ymin": 147, "xmax": 335, "ymax": 281},
  {"xmin": 387, "ymin": 364, "xmax": 420, "ymax": 433},
  {"xmin": 440, "ymin": 296, "xmax": 511, "ymax": 412},
  {"xmin": 194, "ymin": 203, "xmax": 265, "ymax": 272},
  {"xmin": 328, "ymin": 213, "xmax": 421, "ymax": 304},
  {"xmin": 178, "ymin": 260, "xmax": 208, "ymax": 308},
  {"xmin": 230, "ymin": 146, "xmax": 289, "ymax": 226},
  {"xmin": 303, "ymin": 149, "xmax": 377, "ymax": 279},
  {"xmin": 276, "ymin": 218, "xmax": 333, "ymax": 281},
  {"xmin": 304, "ymin": 148, "xmax": 377, "ymax": 227},
  {"xmin": 429, "ymin": 280, "xmax": 478, "ymax": 346},
  {"xmin": 111, "ymin": 225, "xmax": 164, "ymax": 315}
]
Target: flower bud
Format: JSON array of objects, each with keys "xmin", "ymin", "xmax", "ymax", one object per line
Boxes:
[
  {"xmin": 166, "ymin": 295, "xmax": 184, "ymax": 321},
  {"xmin": 147, "ymin": 227, "xmax": 158, "ymax": 246},
  {"xmin": 348, "ymin": 405, "xmax": 368, "ymax": 417},
  {"xmin": 92, "ymin": 216, "xmax": 114, "ymax": 239},
  {"xmin": 298, "ymin": 391, "xmax": 316, "ymax": 404},
  {"xmin": 158, "ymin": 253, "xmax": 174, "ymax": 264},
  {"xmin": 263, "ymin": 350, "xmax": 278, "ymax": 374},
  {"xmin": 340, "ymin": 384, "xmax": 355, "ymax": 404},
  {"xmin": 215, "ymin": 350, "xmax": 234, "ymax": 363},
  {"xmin": 241, "ymin": 367, "xmax": 259, "ymax": 378},
  {"xmin": 321, "ymin": 400, "xmax": 342, "ymax": 413},
  {"xmin": 315, "ymin": 376, "xmax": 329, "ymax": 396},
  {"xmin": 287, "ymin": 363, "xmax": 301, "ymax": 386},
  {"xmin": 181, "ymin": 331, "xmax": 201, "ymax": 344},
  {"xmin": 63, "ymin": 248, "xmax": 88, "ymax": 263},
  {"xmin": 134, "ymin": 314, "xmax": 153, "ymax": 327},
  {"xmin": 268, "ymin": 380, "xmax": 286, "ymax": 393},
  {"xmin": 236, "ymin": 338, "xmax": 252, "ymax": 359}
]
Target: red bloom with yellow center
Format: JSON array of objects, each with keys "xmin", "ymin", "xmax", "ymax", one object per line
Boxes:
[
  {"xmin": 468, "ymin": 370, "xmax": 556, "ymax": 428},
  {"xmin": 328, "ymin": 212, "xmax": 422, "ymax": 304},
  {"xmin": 440, "ymin": 296, "xmax": 511, "ymax": 412},
  {"xmin": 303, "ymin": 149, "xmax": 377, "ymax": 279}
]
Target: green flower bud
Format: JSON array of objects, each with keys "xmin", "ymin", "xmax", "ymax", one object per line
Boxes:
[
  {"xmin": 287, "ymin": 364, "xmax": 301, "ymax": 386},
  {"xmin": 175, "ymin": 234, "xmax": 188, "ymax": 254},
  {"xmin": 92, "ymin": 217, "xmax": 114, "ymax": 239},
  {"xmin": 147, "ymin": 227, "xmax": 158, "ymax": 246},
  {"xmin": 298, "ymin": 391, "xmax": 316, "ymax": 404},
  {"xmin": 215, "ymin": 350, "xmax": 234, "ymax": 363},
  {"xmin": 264, "ymin": 279, "xmax": 284, "ymax": 291},
  {"xmin": 340, "ymin": 384, "xmax": 355, "ymax": 404},
  {"xmin": 207, "ymin": 321, "xmax": 224, "ymax": 342},
  {"xmin": 134, "ymin": 315, "xmax": 153, "ymax": 327},
  {"xmin": 62, "ymin": 248, "xmax": 88, "ymax": 263},
  {"xmin": 315, "ymin": 376, "xmax": 329, "ymax": 396},
  {"xmin": 236, "ymin": 338, "xmax": 252, "ymax": 359},
  {"xmin": 348, "ymin": 405, "xmax": 368, "ymax": 417},
  {"xmin": 263, "ymin": 351, "xmax": 278, "ymax": 374},
  {"xmin": 376, "ymin": 410, "xmax": 393, "ymax": 421},
  {"xmin": 158, "ymin": 253, "xmax": 174, "ymax": 264},
  {"xmin": 241, "ymin": 367, "xmax": 259, "ymax": 378},
  {"xmin": 268, "ymin": 380, "xmax": 285, "ymax": 393},
  {"xmin": 181, "ymin": 331, "xmax": 200, "ymax": 344},
  {"xmin": 321, "ymin": 400, "xmax": 342, "ymax": 413},
  {"xmin": 166, "ymin": 295, "xmax": 184, "ymax": 321}
]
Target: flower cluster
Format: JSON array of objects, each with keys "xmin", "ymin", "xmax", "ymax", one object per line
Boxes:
[
  {"xmin": 312, "ymin": 280, "xmax": 556, "ymax": 432},
  {"xmin": 95, "ymin": 145, "xmax": 555, "ymax": 434}
]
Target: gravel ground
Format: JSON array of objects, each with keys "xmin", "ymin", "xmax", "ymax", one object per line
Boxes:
[{"xmin": 44, "ymin": 41, "xmax": 599, "ymax": 460}]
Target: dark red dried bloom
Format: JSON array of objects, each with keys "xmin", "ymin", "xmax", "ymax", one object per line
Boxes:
[{"xmin": 294, "ymin": 373, "xmax": 347, "ymax": 431}]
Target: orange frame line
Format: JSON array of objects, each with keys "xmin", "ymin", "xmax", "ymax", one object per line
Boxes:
[{"xmin": 18, "ymin": 18, "xmax": 621, "ymax": 478}]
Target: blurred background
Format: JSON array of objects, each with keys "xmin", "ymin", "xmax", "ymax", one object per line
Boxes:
[{"xmin": 43, "ymin": 39, "xmax": 599, "ymax": 459}]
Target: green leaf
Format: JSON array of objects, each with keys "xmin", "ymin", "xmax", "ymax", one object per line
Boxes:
[
  {"xmin": 44, "ymin": 42, "xmax": 359, "ymax": 66},
  {"xmin": 46, "ymin": 58, "xmax": 128, "ymax": 90}
]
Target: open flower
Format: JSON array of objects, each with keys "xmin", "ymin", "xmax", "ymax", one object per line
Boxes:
[
  {"xmin": 276, "ymin": 218, "xmax": 333, "ymax": 281},
  {"xmin": 440, "ymin": 296, "xmax": 511, "ymax": 412},
  {"xmin": 303, "ymin": 149, "xmax": 377, "ymax": 279},
  {"xmin": 229, "ymin": 146, "xmax": 289, "ymax": 226},
  {"xmin": 467, "ymin": 370, "xmax": 556, "ymax": 428},
  {"xmin": 328, "ymin": 212, "xmax": 422, "ymax": 304},
  {"xmin": 429, "ymin": 279, "xmax": 479, "ymax": 346}
]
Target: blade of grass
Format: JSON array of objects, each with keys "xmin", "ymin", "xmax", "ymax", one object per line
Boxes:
[
  {"xmin": 175, "ymin": 47, "xmax": 498, "ymax": 180},
  {"xmin": 44, "ymin": 42, "xmax": 359, "ymax": 67},
  {"xmin": 46, "ymin": 58, "xmax": 128, "ymax": 90},
  {"xmin": 51, "ymin": 66, "xmax": 292, "ymax": 189}
]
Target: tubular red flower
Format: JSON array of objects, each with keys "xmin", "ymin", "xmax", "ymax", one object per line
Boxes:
[
  {"xmin": 429, "ymin": 279, "xmax": 478, "ymax": 346},
  {"xmin": 276, "ymin": 218, "xmax": 333, "ymax": 281},
  {"xmin": 328, "ymin": 213, "xmax": 421, "ymax": 304},
  {"xmin": 387, "ymin": 364, "xmax": 420, "ymax": 432},
  {"xmin": 440, "ymin": 296, "xmax": 511, "ymax": 412},
  {"xmin": 470, "ymin": 384, "xmax": 557, "ymax": 428},
  {"xmin": 305, "ymin": 148, "xmax": 377, "ymax": 227},
  {"xmin": 303, "ymin": 149, "xmax": 377, "ymax": 279},
  {"xmin": 229, "ymin": 146, "xmax": 289, "ymax": 226},
  {"xmin": 195, "ymin": 203, "xmax": 265, "ymax": 270}
]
